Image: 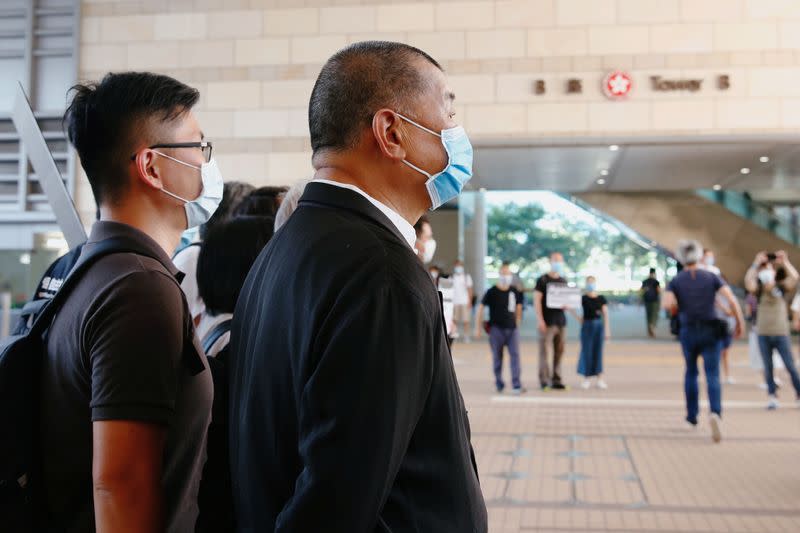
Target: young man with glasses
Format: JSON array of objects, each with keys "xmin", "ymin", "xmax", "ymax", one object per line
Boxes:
[{"xmin": 39, "ymin": 72, "xmax": 218, "ymax": 532}]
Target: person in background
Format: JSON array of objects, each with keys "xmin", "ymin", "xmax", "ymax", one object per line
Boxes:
[
  {"xmin": 173, "ymin": 181, "xmax": 254, "ymax": 330},
  {"xmin": 428, "ymin": 264, "xmax": 441, "ymax": 285},
  {"xmin": 700, "ymin": 249, "xmax": 736, "ymax": 385},
  {"xmin": 451, "ymin": 259, "xmax": 474, "ymax": 341},
  {"xmin": 194, "ymin": 215, "xmax": 274, "ymax": 533},
  {"xmin": 534, "ymin": 252, "xmax": 569, "ymax": 391},
  {"xmin": 414, "ymin": 215, "xmax": 436, "ymax": 264},
  {"xmin": 42, "ymin": 72, "xmax": 214, "ymax": 531},
  {"xmin": 231, "ymin": 185, "xmax": 288, "ymax": 218},
  {"xmin": 228, "ymin": 41, "xmax": 486, "ymax": 531},
  {"xmin": 575, "ymin": 276, "xmax": 610, "ymax": 390},
  {"xmin": 640, "ymin": 268, "xmax": 661, "ymax": 337},
  {"xmin": 662, "ymin": 240, "xmax": 744, "ymax": 443},
  {"xmin": 474, "ymin": 263, "xmax": 524, "ymax": 394},
  {"xmin": 274, "ymin": 179, "xmax": 311, "ymax": 232},
  {"xmin": 745, "ymin": 251, "xmax": 800, "ymax": 410}
]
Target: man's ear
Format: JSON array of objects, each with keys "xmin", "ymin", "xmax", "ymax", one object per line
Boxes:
[
  {"xmin": 132, "ymin": 149, "xmax": 164, "ymax": 191},
  {"xmin": 372, "ymin": 109, "xmax": 407, "ymax": 161}
]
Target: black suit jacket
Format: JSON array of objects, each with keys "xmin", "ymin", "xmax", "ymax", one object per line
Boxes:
[{"xmin": 229, "ymin": 182, "xmax": 487, "ymax": 532}]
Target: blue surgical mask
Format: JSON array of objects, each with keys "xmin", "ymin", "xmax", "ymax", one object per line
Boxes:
[
  {"xmin": 396, "ymin": 113, "xmax": 473, "ymax": 210},
  {"xmin": 552, "ymin": 262, "xmax": 565, "ymax": 275},
  {"xmin": 586, "ymin": 283, "xmax": 596, "ymax": 292},
  {"xmin": 154, "ymin": 151, "xmax": 224, "ymax": 229}
]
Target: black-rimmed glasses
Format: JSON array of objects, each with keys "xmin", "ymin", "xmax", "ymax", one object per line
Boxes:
[{"xmin": 130, "ymin": 141, "xmax": 213, "ymax": 163}]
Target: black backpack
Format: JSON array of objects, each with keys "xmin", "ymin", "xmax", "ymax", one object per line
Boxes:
[{"xmin": 0, "ymin": 237, "xmax": 162, "ymax": 532}]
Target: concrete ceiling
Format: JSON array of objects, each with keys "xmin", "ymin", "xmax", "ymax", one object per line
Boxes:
[{"xmin": 468, "ymin": 136, "xmax": 800, "ymax": 200}]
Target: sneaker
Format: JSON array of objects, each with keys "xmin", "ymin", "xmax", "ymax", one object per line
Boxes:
[
  {"xmin": 496, "ymin": 385, "xmax": 505, "ymax": 394},
  {"xmin": 710, "ymin": 413, "xmax": 722, "ymax": 443},
  {"xmin": 551, "ymin": 383, "xmax": 567, "ymax": 390},
  {"xmin": 686, "ymin": 417, "xmax": 698, "ymax": 431},
  {"xmin": 596, "ymin": 380, "xmax": 608, "ymax": 390},
  {"xmin": 540, "ymin": 384, "xmax": 550, "ymax": 392},
  {"xmin": 511, "ymin": 387, "xmax": 527, "ymax": 395},
  {"xmin": 581, "ymin": 380, "xmax": 591, "ymax": 390},
  {"xmin": 768, "ymin": 395, "xmax": 779, "ymax": 410}
]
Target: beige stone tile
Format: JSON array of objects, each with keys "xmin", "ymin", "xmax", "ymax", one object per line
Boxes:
[
  {"xmin": 528, "ymin": 102, "xmax": 589, "ymax": 132},
  {"xmin": 745, "ymin": 0, "xmax": 800, "ymax": 19},
  {"xmin": 207, "ymin": 10, "xmax": 263, "ymax": 39},
  {"xmin": 747, "ymin": 67, "xmax": 800, "ymax": 97},
  {"xmin": 465, "ymin": 104, "xmax": 526, "ymax": 134},
  {"xmin": 540, "ymin": 57, "xmax": 573, "ymax": 72},
  {"xmin": 194, "ymin": 110, "xmax": 235, "ymax": 138},
  {"xmin": 589, "ymin": 101, "xmax": 651, "ymax": 131},
  {"xmin": 320, "ymin": 6, "xmax": 377, "ymax": 34},
  {"xmin": 435, "ymin": 1, "xmax": 494, "ymax": 31},
  {"xmin": 153, "ymin": 13, "xmax": 207, "ymax": 41},
  {"xmin": 730, "ymin": 51, "xmax": 763, "ymax": 66},
  {"xmin": 527, "ymin": 28, "xmax": 587, "ymax": 57},
  {"xmin": 407, "ymin": 32, "xmax": 467, "ymax": 61},
  {"xmin": 781, "ymin": 99, "xmax": 800, "ymax": 128},
  {"xmin": 233, "ymin": 109, "xmax": 291, "ymax": 138},
  {"xmin": 496, "ymin": 0, "xmax": 556, "ymax": 28},
  {"xmin": 179, "ymin": 41, "xmax": 234, "ymax": 68},
  {"xmin": 235, "ymin": 38, "xmax": 290, "ymax": 66},
  {"xmin": 206, "ymin": 80, "xmax": 261, "ymax": 110},
  {"xmin": 263, "ymin": 8, "xmax": 319, "ymax": 36},
  {"xmin": 80, "ymin": 43, "xmax": 128, "ymax": 71},
  {"xmin": 556, "ymin": 0, "xmax": 616, "ymax": 26},
  {"xmin": 80, "ymin": 17, "xmax": 102, "ymax": 44},
  {"xmin": 376, "ymin": 3, "xmax": 435, "ymax": 32},
  {"xmin": 127, "ymin": 41, "xmax": 181, "ymax": 69},
  {"xmin": 347, "ymin": 33, "xmax": 407, "ymax": 46},
  {"xmin": 651, "ymin": 24, "xmax": 713, "ymax": 54},
  {"xmin": 617, "ymin": 0, "xmax": 679, "ymax": 24},
  {"xmin": 290, "ymin": 35, "xmax": 348, "ymax": 64},
  {"xmin": 588, "ymin": 26, "xmax": 650, "ymax": 56},
  {"xmin": 714, "ymin": 22, "xmax": 779, "ymax": 51},
  {"xmin": 466, "ymin": 30, "xmax": 525, "ymax": 60},
  {"xmin": 680, "ymin": 0, "xmax": 745, "ymax": 22},
  {"xmin": 652, "ymin": 100, "xmax": 714, "ymax": 130},
  {"xmin": 779, "ymin": 21, "xmax": 800, "ymax": 49},
  {"xmin": 267, "ymin": 151, "xmax": 314, "ymax": 182},
  {"xmin": 448, "ymin": 74, "xmax": 495, "ymax": 104},
  {"xmin": 716, "ymin": 98, "xmax": 780, "ymax": 128},
  {"xmin": 261, "ymin": 79, "xmax": 315, "ymax": 108},
  {"xmin": 98, "ymin": 15, "xmax": 154, "ymax": 43},
  {"xmin": 572, "ymin": 56, "xmax": 603, "ymax": 71}
]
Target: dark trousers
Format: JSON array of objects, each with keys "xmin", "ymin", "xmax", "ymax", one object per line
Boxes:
[
  {"xmin": 578, "ymin": 319, "xmax": 604, "ymax": 377},
  {"xmin": 758, "ymin": 335, "xmax": 800, "ymax": 396},
  {"xmin": 489, "ymin": 326, "xmax": 521, "ymax": 390},
  {"xmin": 645, "ymin": 301, "xmax": 659, "ymax": 335},
  {"xmin": 539, "ymin": 325, "xmax": 565, "ymax": 387},
  {"xmin": 678, "ymin": 323, "xmax": 722, "ymax": 422}
]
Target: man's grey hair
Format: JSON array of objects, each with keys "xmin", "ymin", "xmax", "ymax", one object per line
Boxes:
[
  {"xmin": 274, "ymin": 179, "xmax": 311, "ymax": 232},
  {"xmin": 677, "ymin": 239, "xmax": 704, "ymax": 266}
]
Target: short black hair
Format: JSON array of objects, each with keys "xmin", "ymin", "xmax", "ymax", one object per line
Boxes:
[
  {"xmin": 649, "ymin": 268, "xmax": 656, "ymax": 274},
  {"xmin": 64, "ymin": 72, "xmax": 200, "ymax": 204},
  {"xmin": 199, "ymin": 181, "xmax": 255, "ymax": 240},
  {"xmin": 309, "ymin": 41, "xmax": 442, "ymax": 156},
  {"xmin": 232, "ymin": 185, "xmax": 289, "ymax": 218},
  {"xmin": 197, "ymin": 216, "xmax": 274, "ymax": 316}
]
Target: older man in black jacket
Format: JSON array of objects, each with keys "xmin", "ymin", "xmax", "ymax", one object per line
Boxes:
[{"xmin": 228, "ymin": 41, "xmax": 487, "ymax": 532}]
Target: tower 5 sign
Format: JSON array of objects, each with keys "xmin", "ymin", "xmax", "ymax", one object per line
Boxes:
[{"xmin": 603, "ymin": 71, "xmax": 633, "ymax": 100}]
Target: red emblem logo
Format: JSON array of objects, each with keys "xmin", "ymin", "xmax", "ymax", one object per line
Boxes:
[{"xmin": 603, "ymin": 71, "xmax": 633, "ymax": 100}]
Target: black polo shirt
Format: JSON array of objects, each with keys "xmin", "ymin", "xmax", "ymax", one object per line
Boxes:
[{"xmin": 40, "ymin": 221, "xmax": 213, "ymax": 533}]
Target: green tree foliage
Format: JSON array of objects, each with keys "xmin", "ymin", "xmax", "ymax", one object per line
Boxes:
[{"xmin": 487, "ymin": 202, "xmax": 663, "ymax": 278}]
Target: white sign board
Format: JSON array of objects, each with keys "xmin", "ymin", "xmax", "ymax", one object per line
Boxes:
[{"xmin": 546, "ymin": 284, "xmax": 581, "ymax": 309}]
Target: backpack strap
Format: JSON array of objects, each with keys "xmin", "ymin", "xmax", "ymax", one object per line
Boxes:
[
  {"xmin": 202, "ymin": 319, "xmax": 233, "ymax": 355},
  {"xmin": 27, "ymin": 236, "xmax": 167, "ymax": 338}
]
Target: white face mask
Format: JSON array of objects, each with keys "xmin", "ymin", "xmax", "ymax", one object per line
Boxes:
[
  {"xmin": 499, "ymin": 274, "xmax": 513, "ymax": 287},
  {"xmin": 759, "ymin": 269, "xmax": 776, "ymax": 285},
  {"xmin": 421, "ymin": 239, "xmax": 437, "ymax": 264},
  {"xmin": 154, "ymin": 151, "xmax": 224, "ymax": 229}
]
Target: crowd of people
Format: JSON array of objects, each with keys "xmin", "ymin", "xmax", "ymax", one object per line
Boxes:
[{"xmin": 6, "ymin": 38, "xmax": 800, "ymax": 533}]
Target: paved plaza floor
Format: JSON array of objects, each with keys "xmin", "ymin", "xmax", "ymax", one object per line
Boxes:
[{"xmin": 454, "ymin": 339, "xmax": 800, "ymax": 532}]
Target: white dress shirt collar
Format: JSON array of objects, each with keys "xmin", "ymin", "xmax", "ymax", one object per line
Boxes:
[{"xmin": 313, "ymin": 179, "xmax": 417, "ymax": 249}]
